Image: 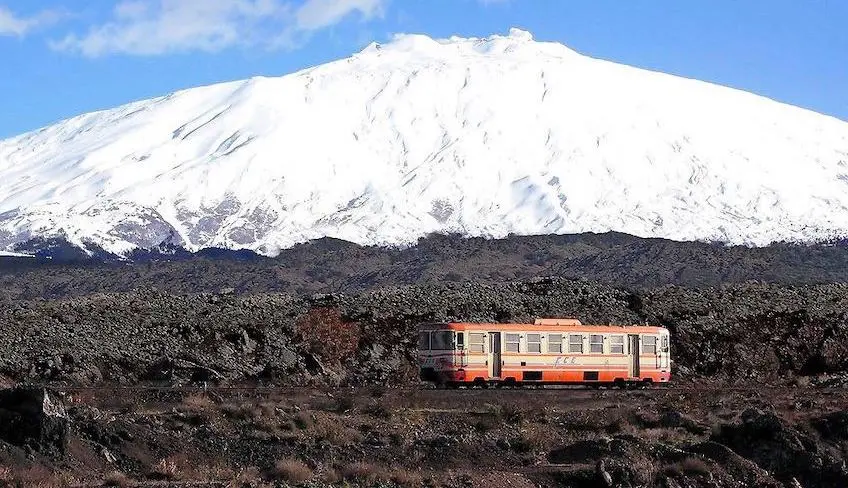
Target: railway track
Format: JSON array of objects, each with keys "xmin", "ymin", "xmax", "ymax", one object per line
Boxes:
[{"xmin": 31, "ymin": 384, "xmax": 846, "ymax": 394}]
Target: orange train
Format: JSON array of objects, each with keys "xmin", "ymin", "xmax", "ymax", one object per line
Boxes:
[{"xmin": 418, "ymin": 318, "xmax": 671, "ymax": 388}]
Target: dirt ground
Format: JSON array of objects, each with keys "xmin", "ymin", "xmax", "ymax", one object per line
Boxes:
[{"xmin": 1, "ymin": 385, "xmax": 847, "ymax": 488}]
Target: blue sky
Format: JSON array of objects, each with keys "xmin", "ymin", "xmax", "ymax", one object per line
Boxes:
[{"xmin": 1, "ymin": 0, "xmax": 846, "ymax": 139}]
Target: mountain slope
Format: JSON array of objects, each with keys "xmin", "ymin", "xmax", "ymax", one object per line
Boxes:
[{"xmin": 2, "ymin": 28, "xmax": 848, "ymax": 256}]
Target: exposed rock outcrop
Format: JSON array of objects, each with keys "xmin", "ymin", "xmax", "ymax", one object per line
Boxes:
[{"xmin": 0, "ymin": 386, "xmax": 69, "ymax": 456}]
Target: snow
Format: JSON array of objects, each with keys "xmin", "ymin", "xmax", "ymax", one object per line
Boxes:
[
  {"xmin": 0, "ymin": 251, "xmax": 33, "ymax": 258},
  {"xmin": 1, "ymin": 28, "xmax": 848, "ymax": 257}
]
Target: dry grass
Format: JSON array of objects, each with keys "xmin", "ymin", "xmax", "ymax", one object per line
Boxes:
[
  {"xmin": 292, "ymin": 410, "xmax": 313, "ymax": 429},
  {"xmin": 485, "ymin": 403, "xmax": 524, "ymax": 424},
  {"xmin": 321, "ymin": 467, "xmax": 342, "ymax": 484},
  {"xmin": 148, "ymin": 454, "xmax": 190, "ymax": 481},
  {"xmin": 341, "ymin": 462, "xmax": 389, "ymax": 483},
  {"xmin": 181, "ymin": 393, "xmax": 216, "ymax": 411},
  {"xmin": 102, "ymin": 471, "xmax": 132, "ymax": 487},
  {"xmin": 511, "ymin": 428, "xmax": 549, "ymax": 453},
  {"xmin": 313, "ymin": 417, "xmax": 364, "ymax": 446},
  {"xmin": 390, "ymin": 468, "xmax": 423, "ymax": 487},
  {"xmin": 272, "ymin": 458, "xmax": 313, "ymax": 483},
  {"xmin": 0, "ymin": 466, "xmax": 12, "ymax": 482},
  {"xmin": 195, "ymin": 463, "xmax": 239, "ymax": 482},
  {"xmin": 665, "ymin": 457, "xmax": 712, "ymax": 478},
  {"xmin": 364, "ymin": 401, "xmax": 392, "ymax": 420},
  {"xmin": 2, "ymin": 465, "xmax": 58, "ymax": 487},
  {"xmin": 222, "ymin": 466, "xmax": 266, "ymax": 488},
  {"xmin": 630, "ymin": 457, "xmax": 658, "ymax": 485}
]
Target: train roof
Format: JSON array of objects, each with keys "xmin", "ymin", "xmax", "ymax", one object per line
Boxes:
[{"xmin": 418, "ymin": 319, "xmax": 667, "ymax": 334}]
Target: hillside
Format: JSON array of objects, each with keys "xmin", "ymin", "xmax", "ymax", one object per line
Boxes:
[{"xmin": 2, "ymin": 232, "xmax": 848, "ymax": 300}]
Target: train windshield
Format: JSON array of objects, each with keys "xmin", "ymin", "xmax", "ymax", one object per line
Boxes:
[
  {"xmin": 418, "ymin": 332, "xmax": 430, "ymax": 350},
  {"xmin": 429, "ymin": 331, "xmax": 455, "ymax": 350}
]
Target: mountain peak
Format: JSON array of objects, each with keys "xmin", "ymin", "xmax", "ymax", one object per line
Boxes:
[
  {"xmin": 357, "ymin": 27, "xmax": 571, "ymax": 59},
  {"xmin": 507, "ymin": 27, "xmax": 534, "ymax": 41}
]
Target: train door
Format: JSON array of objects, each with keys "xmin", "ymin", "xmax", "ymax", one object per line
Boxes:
[
  {"xmin": 628, "ymin": 334, "xmax": 640, "ymax": 378},
  {"xmin": 659, "ymin": 334, "xmax": 670, "ymax": 369},
  {"xmin": 488, "ymin": 332, "xmax": 502, "ymax": 378}
]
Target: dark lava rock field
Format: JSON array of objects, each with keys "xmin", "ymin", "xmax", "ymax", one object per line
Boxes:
[
  {"xmin": 1, "ymin": 278, "xmax": 848, "ymax": 388},
  {"xmin": 1, "ymin": 385, "xmax": 847, "ymax": 487},
  {"xmin": 1, "ymin": 232, "xmax": 848, "ymax": 487}
]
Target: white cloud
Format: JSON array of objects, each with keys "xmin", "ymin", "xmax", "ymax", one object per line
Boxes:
[
  {"xmin": 51, "ymin": 0, "xmax": 387, "ymax": 57},
  {"xmin": 0, "ymin": 6, "xmax": 63, "ymax": 37},
  {"xmin": 295, "ymin": 0, "xmax": 384, "ymax": 31}
]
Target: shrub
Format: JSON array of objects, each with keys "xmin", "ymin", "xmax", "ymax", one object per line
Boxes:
[
  {"xmin": 295, "ymin": 307, "xmax": 360, "ymax": 363},
  {"xmin": 181, "ymin": 393, "xmax": 215, "ymax": 411},
  {"xmin": 292, "ymin": 411, "xmax": 313, "ymax": 429},
  {"xmin": 341, "ymin": 462, "xmax": 388, "ymax": 483},
  {"xmin": 321, "ymin": 468, "xmax": 341, "ymax": 484},
  {"xmin": 364, "ymin": 402, "xmax": 392, "ymax": 420},
  {"xmin": 314, "ymin": 420, "xmax": 363, "ymax": 446},
  {"xmin": 665, "ymin": 457, "xmax": 711, "ymax": 477},
  {"xmin": 332, "ymin": 394, "xmax": 356, "ymax": 413},
  {"xmin": 4, "ymin": 465, "xmax": 55, "ymax": 486},
  {"xmin": 148, "ymin": 455, "xmax": 189, "ymax": 481},
  {"xmin": 630, "ymin": 458, "xmax": 657, "ymax": 485},
  {"xmin": 225, "ymin": 466, "xmax": 263, "ymax": 487},
  {"xmin": 390, "ymin": 469, "xmax": 423, "ymax": 487},
  {"xmin": 486, "ymin": 403, "xmax": 523, "ymax": 424},
  {"xmin": 102, "ymin": 471, "xmax": 132, "ymax": 487},
  {"xmin": 273, "ymin": 458, "xmax": 313, "ymax": 483}
]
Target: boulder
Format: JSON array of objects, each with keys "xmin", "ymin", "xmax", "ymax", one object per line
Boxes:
[
  {"xmin": 0, "ymin": 385, "xmax": 70, "ymax": 456},
  {"xmin": 713, "ymin": 408, "xmax": 848, "ymax": 487}
]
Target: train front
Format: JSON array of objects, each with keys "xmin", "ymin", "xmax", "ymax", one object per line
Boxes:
[{"xmin": 417, "ymin": 323, "xmax": 467, "ymax": 386}]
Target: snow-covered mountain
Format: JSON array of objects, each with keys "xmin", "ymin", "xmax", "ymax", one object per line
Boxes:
[{"xmin": 2, "ymin": 28, "xmax": 848, "ymax": 257}]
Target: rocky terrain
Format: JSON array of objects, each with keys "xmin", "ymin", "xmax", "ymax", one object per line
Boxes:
[
  {"xmin": 2, "ymin": 233, "xmax": 848, "ymax": 487},
  {"xmin": 1, "ymin": 277, "xmax": 848, "ymax": 388},
  {"xmin": 3, "ymin": 232, "xmax": 848, "ymax": 301},
  {"xmin": 0, "ymin": 385, "xmax": 847, "ymax": 487}
]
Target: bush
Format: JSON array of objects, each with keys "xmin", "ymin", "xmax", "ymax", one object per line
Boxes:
[
  {"xmin": 332, "ymin": 394, "xmax": 356, "ymax": 413},
  {"xmin": 390, "ymin": 469, "xmax": 423, "ymax": 487},
  {"xmin": 102, "ymin": 471, "xmax": 132, "ymax": 487},
  {"xmin": 295, "ymin": 307, "xmax": 361, "ymax": 363},
  {"xmin": 273, "ymin": 458, "xmax": 313, "ymax": 483},
  {"xmin": 148, "ymin": 455, "xmax": 189, "ymax": 481},
  {"xmin": 341, "ymin": 462, "xmax": 387, "ymax": 483},
  {"xmin": 292, "ymin": 411, "xmax": 313, "ymax": 429},
  {"xmin": 364, "ymin": 402, "xmax": 392, "ymax": 420},
  {"xmin": 665, "ymin": 457, "xmax": 711, "ymax": 477},
  {"xmin": 486, "ymin": 403, "xmax": 523, "ymax": 424}
]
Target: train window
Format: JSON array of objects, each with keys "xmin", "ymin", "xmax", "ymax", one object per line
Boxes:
[
  {"xmin": 568, "ymin": 334, "xmax": 583, "ymax": 353},
  {"xmin": 610, "ymin": 335, "xmax": 624, "ymax": 354},
  {"xmin": 456, "ymin": 332, "xmax": 465, "ymax": 350},
  {"xmin": 527, "ymin": 333, "xmax": 541, "ymax": 353},
  {"xmin": 430, "ymin": 331, "xmax": 454, "ymax": 350},
  {"xmin": 661, "ymin": 335, "xmax": 669, "ymax": 352},
  {"xmin": 469, "ymin": 333, "xmax": 485, "ymax": 353},
  {"xmin": 505, "ymin": 333, "xmax": 520, "ymax": 352},
  {"xmin": 418, "ymin": 332, "xmax": 430, "ymax": 350},
  {"xmin": 548, "ymin": 334, "xmax": 563, "ymax": 353},
  {"xmin": 642, "ymin": 336, "xmax": 657, "ymax": 354},
  {"xmin": 589, "ymin": 335, "xmax": 604, "ymax": 353}
]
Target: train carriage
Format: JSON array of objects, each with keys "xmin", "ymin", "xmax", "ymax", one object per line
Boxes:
[{"xmin": 418, "ymin": 318, "xmax": 671, "ymax": 388}]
